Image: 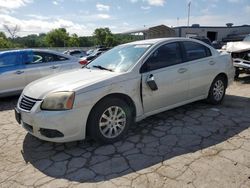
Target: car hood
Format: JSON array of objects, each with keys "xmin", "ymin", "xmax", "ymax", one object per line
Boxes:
[
  {"xmin": 23, "ymin": 68, "xmax": 122, "ymax": 99},
  {"xmin": 225, "ymin": 41, "xmax": 250, "ymax": 52}
]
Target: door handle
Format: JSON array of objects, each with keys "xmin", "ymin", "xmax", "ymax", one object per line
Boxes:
[
  {"xmin": 209, "ymin": 61, "xmax": 216, "ymax": 65},
  {"xmin": 50, "ymin": 65, "xmax": 59, "ymax": 69},
  {"xmin": 178, "ymin": 68, "xmax": 188, "ymax": 74},
  {"xmin": 15, "ymin": 70, "xmax": 24, "ymax": 75},
  {"xmin": 146, "ymin": 74, "xmax": 158, "ymax": 91}
]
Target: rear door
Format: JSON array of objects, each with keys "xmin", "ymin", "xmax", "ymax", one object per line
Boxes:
[
  {"xmin": 141, "ymin": 42, "xmax": 190, "ymax": 114},
  {"xmin": 0, "ymin": 51, "xmax": 26, "ymax": 95},
  {"xmin": 181, "ymin": 41, "xmax": 215, "ymax": 99},
  {"xmin": 24, "ymin": 51, "xmax": 75, "ymax": 85},
  {"xmin": 24, "ymin": 51, "xmax": 54, "ymax": 84}
]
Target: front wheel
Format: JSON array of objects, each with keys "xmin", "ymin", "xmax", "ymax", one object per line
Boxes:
[
  {"xmin": 87, "ymin": 97, "xmax": 132, "ymax": 144},
  {"xmin": 207, "ymin": 76, "xmax": 226, "ymax": 105}
]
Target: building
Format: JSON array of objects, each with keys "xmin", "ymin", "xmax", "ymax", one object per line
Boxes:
[
  {"xmin": 174, "ymin": 24, "xmax": 250, "ymax": 42},
  {"xmin": 121, "ymin": 25, "xmax": 176, "ymax": 39},
  {"xmin": 122, "ymin": 24, "xmax": 250, "ymax": 43}
]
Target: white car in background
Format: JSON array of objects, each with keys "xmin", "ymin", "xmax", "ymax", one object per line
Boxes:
[
  {"xmin": 0, "ymin": 49, "xmax": 82, "ymax": 97},
  {"xmin": 223, "ymin": 34, "xmax": 250, "ymax": 78},
  {"xmin": 63, "ymin": 49, "xmax": 87, "ymax": 58},
  {"xmin": 15, "ymin": 38, "xmax": 234, "ymax": 144}
]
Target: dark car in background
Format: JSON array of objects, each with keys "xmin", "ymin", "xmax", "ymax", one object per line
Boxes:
[{"xmin": 64, "ymin": 49, "xmax": 87, "ymax": 58}]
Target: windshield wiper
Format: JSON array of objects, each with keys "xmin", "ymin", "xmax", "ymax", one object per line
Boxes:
[{"xmin": 92, "ymin": 65, "xmax": 114, "ymax": 72}]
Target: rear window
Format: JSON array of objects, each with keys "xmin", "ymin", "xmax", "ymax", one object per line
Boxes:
[
  {"xmin": 183, "ymin": 41, "xmax": 211, "ymax": 61},
  {"xmin": 0, "ymin": 52, "xmax": 20, "ymax": 68}
]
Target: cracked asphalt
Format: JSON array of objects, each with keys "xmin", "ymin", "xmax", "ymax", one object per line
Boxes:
[{"xmin": 0, "ymin": 76, "xmax": 250, "ymax": 188}]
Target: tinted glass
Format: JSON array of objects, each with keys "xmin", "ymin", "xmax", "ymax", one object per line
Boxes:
[
  {"xmin": 144, "ymin": 42, "xmax": 182, "ymax": 71},
  {"xmin": 88, "ymin": 44, "xmax": 151, "ymax": 72},
  {"xmin": 26, "ymin": 52, "xmax": 68, "ymax": 64},
  {"xmin": 0, "ymin": 52, "xmax": 19, "ymax": 68},
  {"xmin": 183, "ymin": 41, "xmax": 211, "ymax": 61},
  {"xmin": 70, "ymin": 51, "xmax": 81, "ymax": 55}
]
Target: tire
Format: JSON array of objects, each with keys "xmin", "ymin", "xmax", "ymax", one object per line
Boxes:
[
  {"xmin": 206, "ymin": 76, "xmax": 226, "ymax": 105},
  {"xmin": 234, "ymin": 68, "xmax": 240, "ymax": 79},
  {"xmin": 87, "ymin": 97, "xmax": 133, "ymax": 144}
]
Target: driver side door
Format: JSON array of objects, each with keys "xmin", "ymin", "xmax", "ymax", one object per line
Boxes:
[{"xmin": 141, "ymin": 42, "xmax": 189, "ymax": 115}]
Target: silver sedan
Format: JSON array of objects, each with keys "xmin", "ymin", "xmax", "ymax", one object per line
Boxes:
[
  {"xmin": 15, "ymin": 38, "xmax": 235, "ymax": 143},
  {"xmin": 0, "ymin": 49, "xmax": 82, "ymax": 97}
]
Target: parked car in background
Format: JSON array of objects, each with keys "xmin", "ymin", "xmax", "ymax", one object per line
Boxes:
[
  {"xmin": 223, "ymin": 34, "xmax": 250, "ymax": 78},
  {"xmin": 63, "ymin": 49, "xmax": 87, "ymax": 58},
  {"xmin": 0, "ymin": 49, "xmax": 82, "ymax": 97},
  {"xmin": 15, "ymin": 38, "xmax": 234, "ymax": 144},
  {"xmin": 86, "ymin": 49, "xmax": 94, "ymax": 56},
  {"xmin": 80, "ymin": 47, "xmax": 110, "ymax": 65}
]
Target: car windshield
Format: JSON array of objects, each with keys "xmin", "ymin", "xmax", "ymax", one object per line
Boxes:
[{"xmin": 87, "ymin": 44, "xmax": 151, "ymax": 72}]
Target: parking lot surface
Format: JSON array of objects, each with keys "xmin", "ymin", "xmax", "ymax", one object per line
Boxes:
[{"xmin": 0, "ymin": 76, "xmax": 250, "ymax": 188}]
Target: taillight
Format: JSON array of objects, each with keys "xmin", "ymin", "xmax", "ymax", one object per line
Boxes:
[{"xmin": 79, "ymin": 59, "xmax": 88, "ymax": 65}]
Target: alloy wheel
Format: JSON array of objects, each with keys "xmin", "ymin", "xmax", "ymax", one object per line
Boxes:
[{"xmin": 99, "ymin": 106, "xmax": 127, "ymax": 139}]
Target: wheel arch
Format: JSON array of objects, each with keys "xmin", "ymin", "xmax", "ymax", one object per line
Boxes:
[
  {"xmin": 86, "ymin": 93, "xmax": 137, "ymax": 136},
  {"xmin": 215, "ymin": 72, "xmax": 228, "ymax": 88}
]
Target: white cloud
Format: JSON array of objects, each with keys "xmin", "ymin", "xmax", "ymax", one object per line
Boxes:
[
  {"xmin": 130, "ymin": 0, "xmax": 165, "ymax": 6},
  {"xmin": 27, "ymin": 14, "xmax": 50, "ymax": 20},
  {"xmin": 141, "ymin": 6, "xmax": 151, "ymax": 10},
  {"xmin": 97, "ymin": 14, "xmax": 111, "ymax": 19},
  {"xmin": 0, "ymin": 0, "xmax": 33, "ymax": 9},
  {"xmin": 96, "ymin": 3, "xmax": 110, "ymax": 11},
  {"xmin": 0, "ymin": 14, "xmax": 92, "ymax": 36},
  {"xmin": 53, "ymin": 1, "xmax": 58, "ymax": 5},
  {"xmin": 147, "ymin": 0, "xmax": 165, "ymax": 6}
]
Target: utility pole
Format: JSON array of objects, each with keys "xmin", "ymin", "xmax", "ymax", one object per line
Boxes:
[{"xmin": 187, "ymin": 1, "xmax": 191, "ymax": 27}]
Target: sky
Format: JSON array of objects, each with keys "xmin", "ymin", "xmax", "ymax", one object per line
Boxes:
[{"xmin": 0, "ymin": 0, "xmax": 250, "ymax": 37}]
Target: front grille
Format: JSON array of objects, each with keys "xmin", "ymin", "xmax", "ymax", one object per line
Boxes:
[{"xmin": 19, "ymin": 95, "xmax": 38, "ymax": 111}]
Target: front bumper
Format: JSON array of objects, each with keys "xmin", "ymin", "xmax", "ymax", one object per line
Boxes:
[
  {"xmin": 233, "ymin": 59, "xmax": 250, "ymax": 70},
  {"xmin": 16, "ymin": 98, "xmax": 89, "ymax": 143}
]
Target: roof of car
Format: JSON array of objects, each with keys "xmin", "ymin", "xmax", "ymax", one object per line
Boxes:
[
  {"xmin": 126, "ymin": 37, "xmax": 204, "ymax": 45},
  {"xmin": 0, "ymin": 49, "xmax": 58, "ymax": 54}
]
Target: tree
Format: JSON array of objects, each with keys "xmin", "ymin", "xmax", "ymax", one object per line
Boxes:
[
  {"xmin": 0, "ymin": 31, "xmax": 7, "ymax": 39},
  {"xmin": 0, "ymin": 32, "xmax": 14, "ymax": 48},
  {"xmin": 93, "ymin": 28, "xmax": 112, "ymax": 46},
  {"xmin": 68, "ymin": 33, "xmax": 80, "ymax": 47},
  {"xmin": 45, "ymin": 28, "xmax": 69, "ymax": 47},
  {"xmin": 79, "ymin": 36, "xmax": 94, "ymax": 47},
  {"xmin": 105, "ymin": 35, "xmax": 115, "ymax": 47}
]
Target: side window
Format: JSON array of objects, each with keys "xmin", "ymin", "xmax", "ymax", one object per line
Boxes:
[
  {"xmin": 183, "ymin": 41, "xmax": 211, "ymax": 61},
  {"xmin": 70, "ymin": 51, "xmax": 81, "ymax": 55},
  {"xmin": 26, "ymin": 52, "xmax": 68, "ymax": 64},
  {"xmin": 143, "ymin": 42, "xmax": 182, "ymax": 72},
  {"xmin": 0, "ymin": 53, "xmax": 19, "ymax": 68},
  {"xmin": 53, "ymin": 54, "xmax": 68, "ymax": 61}
]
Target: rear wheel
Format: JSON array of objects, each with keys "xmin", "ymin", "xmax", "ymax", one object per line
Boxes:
[
  {"xmin": 207, "ymin": 76, "xmax": 226, "ymax": 105},
  {"xmin": 87, "ymin": 97, "xmax": 132, "ymax": 144}
]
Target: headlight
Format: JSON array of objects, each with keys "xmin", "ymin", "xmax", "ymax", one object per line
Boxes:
[{"xmin": 41, "ymin": 92, "xmax": 75, "ymax": 110}]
